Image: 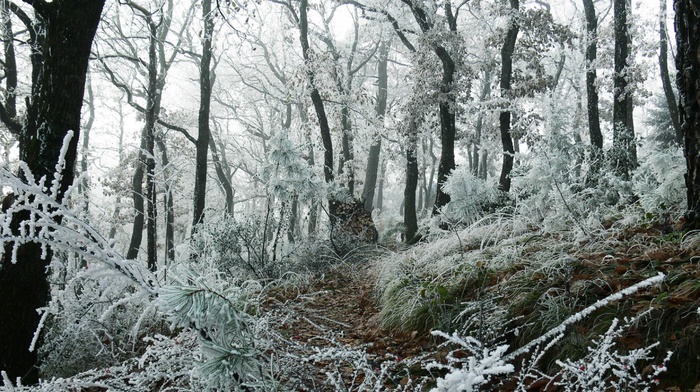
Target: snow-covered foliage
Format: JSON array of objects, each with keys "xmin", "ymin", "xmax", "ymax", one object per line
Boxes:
[
  {"xmin": 0, "ymin": 139, "xmax": 159, "ymax": 379},
  {"xmin": 552, "ymin": 316, "xmax": 672, "ymax": 392},
  {"xmin": 263, "ymin": 131, "xmax": 324, "ymax": 203},
  {"xmin": 0, "ymin": 149, "xmax": 274, "ymax": 389},
  {"xmin": 304, "ymin": 340, "xmax": 424, "ymax": 391},
  {"xmin": 157, "ymin": 268, "xmax": 276, "ymax": 390},
  {"xmin": 425, "ymin": 275, "xmax": 668, "ymax": 392},
  {"xmin": 39, "ymin": 260, "xmax": 158, "ymax": 378},
  {"xmin": 441, "ymin": 167, "xmax": 501, "ymax": 225},
  {"xmin": 190, "ymin": 213, "xmax": 293, "ymax": 279},
  {"xmin": 426, "ymin": 333, "xmax": 513, "ymax": 392},
  {"xmin": 632, "ymin": 146, "xmax": 686, "ymax": 216},
  {"xmin": 0, "ymin": 143, "xmax": 156, "ymax": 291}
]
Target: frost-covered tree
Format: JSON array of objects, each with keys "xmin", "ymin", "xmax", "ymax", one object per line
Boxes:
[
  {"xmin": 96, "ymin": 0, "xmax": 196, "ymax": 269},
  {"xmin": 498, "ymin": 0, "xmax": 520, "ymax": 193},
  {"xmin": 0, "ymin": 0, "xmax": 105, "ymax": 384},
  {"xmin": 658, "ymin": 0, "xmax": 680, "ymax": 145},
  {"xmin": 611, "ymin": 0, "xmax": 637, "ymax": 178},
  {"xmin": 675, "ymin": 0, "xmax": 700, "ymax": 229},
  {"xmin": 192, "ymin": 0, "xmax": 214, "ymax": 232},
  {"xmin": 582, "ymin": 0, "xmax": 604, "ymax": 174}
]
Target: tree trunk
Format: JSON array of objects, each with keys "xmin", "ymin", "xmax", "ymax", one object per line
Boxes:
[
  {"xmin": 109, "ymin": 103, "xmax": 126, "ymax": 241},
  {"xmin": 430, "ymin": 49, "xmax": 457, "ymax": 215},
  {"xmin": 2, "ymin": 0, "xmax": 16, "ymax": 120},
  {"xmin": 299, "ymin": 0, "xmax": 335, "ymax": 220},
  {"xmin": 425, "ymin": 135, "xmax": 437, "ymax": 211},
  {"xmin": 208, "ymin": 135, "xmax": 235, "ymax": 215},
  {"xmin": 659, "ymin": 0, "xmax": 681, "ymax": 145},
  {"xmin": 126, "ymin": 144, "xmax": 146, "ymax": 260},
  {"xmin": 337, "ymin": 107, "xmax": 355, "ymax": 195},
  {"xmin": 582, "ymin": 0, "xmax": 604, "ymax": 177},
  {"xmin": 0, "ymin": 0, "xmax": 104, "ymax": 384},
  {"xmin": 397, "ymin": 0, "xmax": 456, "ymax": 215},
  {"xmin": 377, "ymin": 158, "xmax": 387, "ymax": 212},
  {"xmin": 192, "ymin": 0, "xmax": 213, "ymax": 231},
  {"xmin": 675, "ymin": 0, "xmax": 700, "ymax": 229},
  {"xmin": 288, "ymin": 196, "xmax": 299, "ymax": 243},
  {"xmin": 612, "ymin": 0, "xmax": 637, "ymax": 179},
  {"xmin": 0, "ymin": 9, "xmax": 16, "ymax": 165},
  {"xmin": 417, "ymin": 149, "xmax": 425, "ymax": 216},
  {"xmin": 473, "ymin": 68, "xmax": 493, "ymax": 177},
  {"xmin": 126, "ymin": 21, "xmax": 162, "ymax": 272},
  {"xmin": 78, "ymin": 75, "xmax": 95, "ymax": 215},
  {"xmin": 498, "ymin": 0, "xmax": 520, "ymax": 192},
  {"xmin": 362, "ymin": 41, "xmax": 389, "ymax": 214},
  {"xmin": 479, "ymin": 149, "xmax": 488, "ymax": 180},
  {"xmin": 156, "ymin": 136, "xmax": 175, "ymax": 263},
  {"xmin": 300, "ymin": 110, "xmax": 319, "ymax": 236},
  {"xmin": 405, "ymin": 129, "xmax": 419, "ymax": 244},
  {"xmin": 420, "ymin": 138, "xmax": 429, "ymax": 214}
]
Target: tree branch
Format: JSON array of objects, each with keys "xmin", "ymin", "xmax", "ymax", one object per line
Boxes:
[
  {"xmin": 99, "ymin": 57, "xmax": 197, "ymax": 144},
  {"xmin": 0, "ymin": 100, "xmax": 21, "ymax": 134},
  {"xmin": 343, "ymin": 0, "xmax": 416, "ymax": 52}
]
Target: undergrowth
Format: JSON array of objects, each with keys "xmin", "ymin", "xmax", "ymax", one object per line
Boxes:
[{"xmin": 2, "ymin": 137, "xmax": 699, "ymax": 390}]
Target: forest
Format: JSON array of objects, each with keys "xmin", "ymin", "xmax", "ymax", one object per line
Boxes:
[{"xmin": 1, "ymin": 0, "xmax": 700, "ymax": 390}]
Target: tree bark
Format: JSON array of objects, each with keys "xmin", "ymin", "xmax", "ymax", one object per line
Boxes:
[
  {"xmin": 108, "ymin": 101, "xmax": 127, "ymax": 241},
  {"xmin": 77, "ymin": 75, "xmax": 95, "ymax": 216},
  {"xmin": 145, "ymin": 23, "xmax": 158, "ymax": 272},
  {"xmin": 192, "ymin": 0, "xmax": 213, "ymax": 231},
  {"xmin": 473, "ymin": 68, "xmax": 493, "ymax": 177},
  {"xmin": 0, "ymin": 0, "xmax": 104, "ymax": 384},
  {"xmin": 612, "ymin": 0, "xmax": 637, "ymax": 179},
  {"xmin": 479, "ymin": 149, "xmax": 488, "ymax": 180},
  {"xmin": 404, "ymin": 120, "xmax": 419, "ymax": 243},
  {"xmin": 377, "ymin": 158, "xmax": 387, "ymax": 212},
  {"xmin": 126, "ymin": 19, "xmax": 162, "ymax": 272},
  {"xmin": 498, "ymin": 0, "xmax": 520, "ymax": 192},
  {"xmin": 288, "ymin": 195, "xmax": 299, "ymax": 243},
  {"xmin": 362, "ymin": 40, "xmax": 389, "ymax": 214},
  {"xmin": 424, "ymin": 135, "xmax": 438, "ymax": 210},
  {"xmin": 337, "ymin": 118, "xmax": 355, "ymax": 195},
  {"xmin": 2, "ymin": 0, "xmax": 16, "ymax": 121},
  {"xmin": 126, "ymin": 140, "xmax": 146, "ymax": 260},
  {"xmin": 208, "ymin": 135, "xmax": 235, "ymax": 215},
  {"xmin": 431, "ymin": 51, "xmax": 456, "ymax": 214},
  {"xmin": 582, "ymin": 0, "xmax": 604, "ymax": 174},
  {"xmin": 659, "ymin": 0, "xmax": 681, "ymax": 145},
  {"xmin": 155, "ymin": 136, "xmax": 175, "ymax": 263},
  {"xmin": 299, "ymin": 0, "xmax": 336, "ymax": 219},
  {"xmin": 300, "ymin": 109, "xmax": 319, "ymax": 236},
  {"xmin": 675, "ymin": 0, "xmax": 700, "ymax": 229}
]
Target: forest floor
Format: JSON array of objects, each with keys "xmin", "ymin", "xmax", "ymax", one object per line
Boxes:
[
  {"xmin": 263, "ymin": 262, "xmax": 441, "ymax": 390},
  {"xmin": 261, "ymin": 220, "xmax": 700, "ymax": 391}
]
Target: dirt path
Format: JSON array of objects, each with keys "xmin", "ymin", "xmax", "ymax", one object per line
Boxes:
[{"xmin": 264, "ymin": 263, "xmax": 438, "ymax": 390}]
